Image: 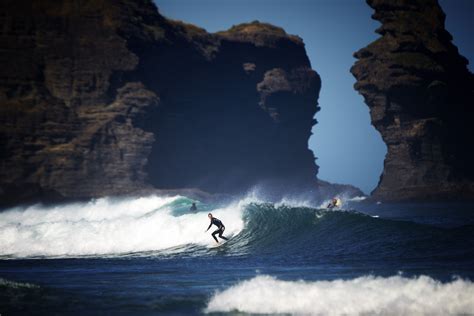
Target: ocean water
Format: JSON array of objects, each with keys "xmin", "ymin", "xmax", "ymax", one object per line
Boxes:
[{"xmin": 0, "ymin": 195, "xmax": 473, "ymax": 315}]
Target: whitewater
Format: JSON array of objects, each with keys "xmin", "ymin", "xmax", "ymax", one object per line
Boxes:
[
  {"xmin": 207, "ymin": 275, "xmax": 474, "ymax": 315},
  {"xmin": 0, "ymin": 195, "xmax": 245, "ymax": 257},
  {"xmin": 1, "ymin": 194, "xmax": 473, "ymax": 315}
]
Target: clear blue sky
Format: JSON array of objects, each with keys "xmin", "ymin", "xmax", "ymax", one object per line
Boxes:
[{"xmin": 154, "ymin": 0, "xmax": 474, "ymax": 194}]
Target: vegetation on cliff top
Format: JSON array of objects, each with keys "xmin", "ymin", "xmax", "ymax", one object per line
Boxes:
[{"xmin": 216, "ymin": 20, "xmax": 303, "ymax": 46}]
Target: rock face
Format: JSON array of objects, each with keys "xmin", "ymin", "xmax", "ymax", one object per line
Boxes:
[
  {"xmin": 351, "ymin": 0, "xmax": 474, "ymax": 201},
  {"xmin": 0, "ymin": 0, "xmax": 321, "ymax": 204}
]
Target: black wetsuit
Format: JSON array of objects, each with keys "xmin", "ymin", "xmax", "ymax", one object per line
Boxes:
[
  {"xmin": 327, "ymin": 200, "xmax": 337, "ymax": 209},
  {"xmin": 207, "ymin": 217, "xmax": 228, "ymax": 242}
]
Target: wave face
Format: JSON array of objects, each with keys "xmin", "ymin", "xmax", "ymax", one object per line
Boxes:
[
  {"xmin": 205, "ymin": 275, "xmax": 474, "ymax": 315},
  {"xmin": 0, "ymin": 195, "xmax": 472, "ymax": 260}
]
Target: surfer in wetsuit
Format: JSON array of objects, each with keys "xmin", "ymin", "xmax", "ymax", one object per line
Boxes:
[
  {"xmin": 327, "ymin": 198, "xmax": 339, "ymax": 209},
  {"xmin": 205, "ymin": 213, "xmax": 228, "ymax": 243},
  {"xmin": 190, "ymin": 202, "xmax": 197, "ymax": 212}
]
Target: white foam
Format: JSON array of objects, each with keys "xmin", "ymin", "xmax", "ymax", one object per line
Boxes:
[
  {"xmin": 0, "ymin": 278, "xmax": 40, "ymax": 289},
  {"xmin": 348, "ymin": 196, "xmax": 367, "ymax": 202},
  {"xmin": 206, "ymin": 274, "xmax": 474, "ymax": 315},
  {"xmin": 0, "ymin": 195, "xmax": 244, "ymax": 258},
  {"xmin": 241, "ymin": 187, "xmax": 316, "ymax": 209},
  {"xmin": 274, "ymin": 197, "xmax": 313, "ymax": 209}
]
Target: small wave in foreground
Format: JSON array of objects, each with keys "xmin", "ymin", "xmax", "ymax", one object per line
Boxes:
[{"xmin": 206, "ymin": 274, "xmax": 474, "ymax": 315}]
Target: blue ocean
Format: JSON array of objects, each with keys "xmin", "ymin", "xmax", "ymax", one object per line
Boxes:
[{"xmin": 1, "ymin": 195, "xmax": 473, "ymax": 315}]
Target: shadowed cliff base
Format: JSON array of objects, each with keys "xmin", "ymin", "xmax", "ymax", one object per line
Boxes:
[
  {"xmin": 352, "ymin": 0, "xmax": 474, "ymax": 202},
  {"xmin": 0, "ymin": 0, "xmax": 361, "ymax": 206}
]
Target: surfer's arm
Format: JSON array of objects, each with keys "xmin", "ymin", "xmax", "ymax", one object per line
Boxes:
[{"xmin": 206, "ymin": 222, "xmax": 212, "ymax": 231}]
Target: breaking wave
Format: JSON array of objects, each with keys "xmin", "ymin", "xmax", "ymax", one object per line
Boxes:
[
  {"xmin": 0, "ymin": 194, "xmax": 471, "ymax": 260},
  {"xmin": 0, "ymin": 195, "xmax": 244, "ymax": 258},
  {"xmin": 206, "ymin": 274, "xmax": 474, "ymax": 315}
]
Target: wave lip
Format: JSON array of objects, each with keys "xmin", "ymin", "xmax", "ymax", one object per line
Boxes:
[{"xmin": 206, "ymin": 275, "xmax": 474, "ymax": 315}]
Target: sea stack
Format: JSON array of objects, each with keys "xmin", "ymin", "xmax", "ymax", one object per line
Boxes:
[
  {"xmin": 0, "ymin": 0, "xmax": 321, "ymax": 204},
  {"xmin": 351, "ymin": 0, "xmax": 474, "ymax": 201}
]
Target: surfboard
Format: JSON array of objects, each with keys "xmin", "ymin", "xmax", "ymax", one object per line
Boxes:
[
  {"xmin": 208, "ymin": 235, "xmax": 233, "ymax": 248},
  {"xmin": 210, "ymin": 241, "xmax": 227, "ymax": 248},
  {"xmin": 209, "ymin": 240, "xmax": 230, "ymax": 249}
]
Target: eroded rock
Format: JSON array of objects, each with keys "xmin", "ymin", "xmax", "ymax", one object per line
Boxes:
[{"xmin": 351, "ymin": 0, "xmax": 474, "ymax": 201}]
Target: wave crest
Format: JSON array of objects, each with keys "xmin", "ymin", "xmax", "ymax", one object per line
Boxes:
[{"xmin": 206, "ymin": 274, "xmax": 474, "ymax": 315}]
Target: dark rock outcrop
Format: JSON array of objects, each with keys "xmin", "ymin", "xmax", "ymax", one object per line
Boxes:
[
  {"xmin": 0, "ymin": 1, "xmax": 322, "ymax": 205},
  {"xmin": 351, "ymin": 0, "xmax": 474, "ymax": 201}
]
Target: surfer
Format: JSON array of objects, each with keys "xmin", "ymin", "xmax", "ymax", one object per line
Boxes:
[
  {"xmin": 205, "ymin": 213, "xmax": 228, "ymax": 243},
  {"xmin": 190, "ymin": 202, "xmax": 197, "ymax": 212},
  {"xmin": 327, "ymin": 198, "xmax": 341, "ymax": 209}
]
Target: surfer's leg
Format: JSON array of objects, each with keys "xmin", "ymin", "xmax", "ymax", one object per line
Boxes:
[
  {"xmin": 211, "ymin": 230, "xmax": 219, "ymax": 242},
  {"xmin": 218, "ymin": 228, "xmax": 228, "ymax": 240}
]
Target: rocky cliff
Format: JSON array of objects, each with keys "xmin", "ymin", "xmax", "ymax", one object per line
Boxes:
[
  {"xmin": 0, "ymin": 0, "xmax": 321, "ymax": 205},
  {"xmin": 351, "ymin": 0, "xmax": 474, "ymax": 201}
]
